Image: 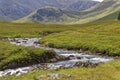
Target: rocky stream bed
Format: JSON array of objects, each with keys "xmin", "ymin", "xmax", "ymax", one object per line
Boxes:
[{"xmin": 0, "ymin": 38, "xmax": 113, "ymax": 77}]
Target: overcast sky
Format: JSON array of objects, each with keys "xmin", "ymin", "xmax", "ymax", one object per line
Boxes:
[{"xmin": 93, "ymin": 0, "xmax": 104, "ymax": 2}]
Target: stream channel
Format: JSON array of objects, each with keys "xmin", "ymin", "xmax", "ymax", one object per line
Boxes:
[{"xmin": 0, "ymin": 38, "xmax": 113, "ymax": 77}]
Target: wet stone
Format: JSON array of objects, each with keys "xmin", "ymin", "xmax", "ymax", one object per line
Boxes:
[{"xmin": 75, "ymin": 61, "xmax": 99, "ymax": 68}]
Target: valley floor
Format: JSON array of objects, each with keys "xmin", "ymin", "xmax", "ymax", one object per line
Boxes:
[{"xmin": 0, "ymin": 20, "xmax": 120, "ymax": 80}]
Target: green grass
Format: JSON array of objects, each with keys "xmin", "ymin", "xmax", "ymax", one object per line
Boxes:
[
  {"xmin": 0, "ymin": 21, "xmax": 110, "ymax": 38},
  {"xmin": 0, "ymin": 20, "xmax": 120, "ymax": 80},
  {"xmin": 0, "ymin": 22, "xmax": 83, "ymax": 38},
  {"xmin": 0, "ymin": 21, "xmax": 120, "ymax": 56},
  {"xmin": 1, "ymin": 61, "xmax": 120, "ymax": 80},
  {"xmin": 0, "ymin": 41, "xmax": 56, "ymax": 70},
  {"xmin": 41, "ymin": 20, "xmax": 120, "ymax": 56}
]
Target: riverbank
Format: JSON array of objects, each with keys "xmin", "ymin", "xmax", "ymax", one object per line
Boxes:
[
  {"xmin": 0, "ymin": 38, "xmax": 113, "ymax": 77},
  {"xmin": 0, "ymin": 41, "xmax": 59, "ymax": 70},
  {"xmin": 1, "ymin": 61, "xmax": 120, "ymax": 80}
]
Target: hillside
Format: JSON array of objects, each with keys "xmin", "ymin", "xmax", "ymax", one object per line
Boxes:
[
  {"xmin": 15, "ymin": 0, "xmax": 120, "ymax": 24},
  {"xmin": 0, "ymin": 0, "xmax": 99, "ymax": 22},
  {"xmin": 66, "ymin": 0, "xmax": 99, "ymax": 11},
  {"xmin": 14, "ymin": 7, "xmax": 79, "ymax": 23},
  {"xmin": 0, "ymin": 0, "xmax": 32, "ymax": 21},
  {"xmin": 76, "ymin": 0, "xmax": 120, "ymax": 23}
]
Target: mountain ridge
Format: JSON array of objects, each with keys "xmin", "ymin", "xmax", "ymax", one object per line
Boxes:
[
  {"xmin": 14, "ymin": 7, "xmax": 79, "ymax": 23},
  {"xmin": 15, "ymin": 0, "xmax": 120, "ymax": 24},
  {"xmin": 75, "ymin": 0, "xmax": 120, "ymax": 24},
  {"xmin": 0, "ymin": 0, "xmax": 99, "ymax": 22}
]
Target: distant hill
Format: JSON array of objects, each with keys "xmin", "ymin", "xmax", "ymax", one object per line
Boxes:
[
  {"xmin": 0, "ymin": 0, "xmax": 99, "ymax": 21},
  {"xmin": 0, "ymin": 0, "xmax": 32, "ymax": 21},
  {"xmin": 2, "ymin": 0, "xmax": 119, "ymax": 24},
  {"xmin": 76, "ymin": 0, "xmax": 120, "ymax": 23},
  {"xmin": 66, "ymin": 0, "xmax": 98, "ymax": 11},
  {"xmin": 15, "ymin": 7, "xmax": 78, "ymax": 23},
  {"xmin": 16, "ymin": 0, "xmax": 120, "ymax": 24}
]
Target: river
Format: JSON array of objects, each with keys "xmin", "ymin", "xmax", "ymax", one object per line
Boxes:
[{"xmin": 0, "ymin": 38, "xmax": 113, "ymax": 77}]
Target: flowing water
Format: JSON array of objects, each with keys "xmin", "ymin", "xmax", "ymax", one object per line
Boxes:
[{"xmin": 0, "ymin": 38, "xmax": 113, "ymax": 77}]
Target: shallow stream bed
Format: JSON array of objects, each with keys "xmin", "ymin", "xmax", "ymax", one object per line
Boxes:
[{"xmin": 0, "ymin": 38, "xmax": 113, "ymax": 77}]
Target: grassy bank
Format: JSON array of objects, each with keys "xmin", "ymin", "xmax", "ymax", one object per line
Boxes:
[
  {"xmin": 1, "ymin": 61, "xmax": 120, "ymax": 80},
  {"xmin": 41, "ymin": 20, "xmax": 120, "ymax": 56},
  {"xmin": 0, "ymin": 41, "xmax": 56, "ymax": 70}
]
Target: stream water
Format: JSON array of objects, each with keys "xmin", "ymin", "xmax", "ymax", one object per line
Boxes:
[{"xmin": 0, "ymin": 38, "xmax": 113, "ymax": 77}]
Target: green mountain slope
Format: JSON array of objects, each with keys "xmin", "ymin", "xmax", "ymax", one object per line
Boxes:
[
  {"xmin": 0, "ymin": 0, "xmax": 98, "ymax": 22},
  {"xmin": 14, "ymin": 7, "xmax": 79, "ymax": 23},
  {"xmin": 15, "ymin": 0, "xmax": 120, "ymax": 24},
  {"xmin": 76, "ymin": 0, "xmax": 120, "ymax": 23}
]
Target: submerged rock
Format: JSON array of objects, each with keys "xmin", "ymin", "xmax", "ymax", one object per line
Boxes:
[{"xmin": 75, "ymin": 61, "xmax": 99, "ymax": 68}]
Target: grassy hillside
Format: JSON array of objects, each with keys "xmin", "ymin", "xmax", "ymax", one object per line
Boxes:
[
  {"xmin": 14, "ymin": 0, "xmax": 120, "ymax": 24},
  {"xmin": 41, "ymin": 20, "xmax": 120, "ymax": 56},
  {"xmin": 14, "ymin": 7, "xmax": 79, "ymax": 23},
  {"xmin": 76, "ymin": 0, "xmax": 120, "ymax": 24},
  {"xmin": 95, "ymin": 11, "xmax": 120, "ymax": 22},
  {"xmin": 0, "ymin": 0, "xmax": 98, "ymax": 22}
]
